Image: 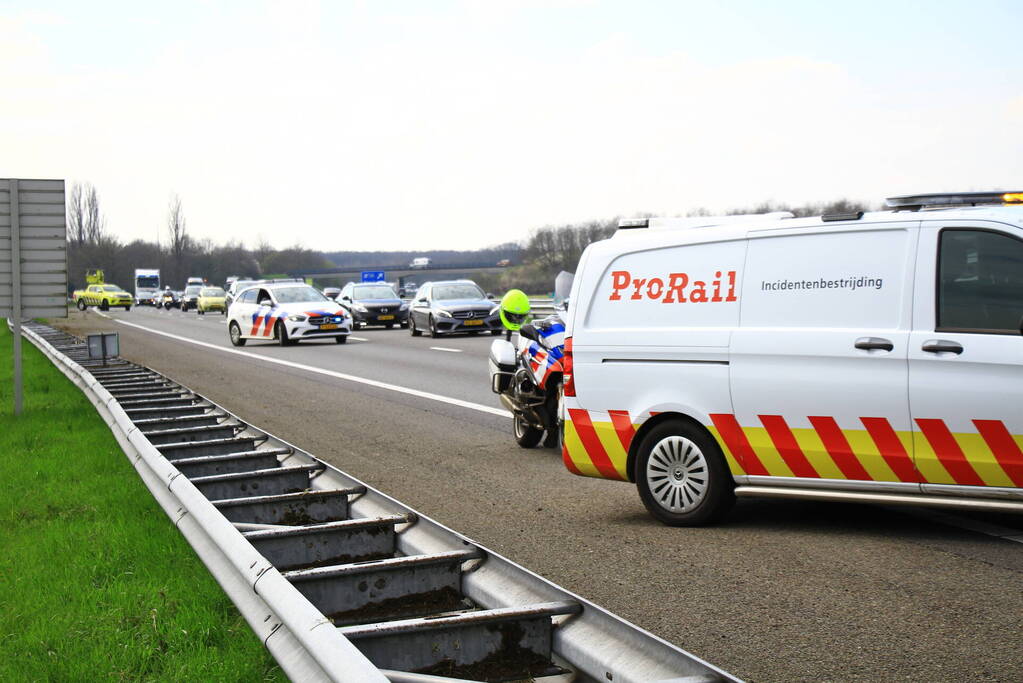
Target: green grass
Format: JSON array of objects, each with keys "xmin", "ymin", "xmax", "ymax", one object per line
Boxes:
[{"xmin": 0, "ymin": 324, "xmax": 284, "ymax": 681}]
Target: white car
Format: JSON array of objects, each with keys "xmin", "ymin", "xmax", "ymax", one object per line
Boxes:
[{"xmin": 227, "ymin": 280, "xmax": 352, "ymax": 346}]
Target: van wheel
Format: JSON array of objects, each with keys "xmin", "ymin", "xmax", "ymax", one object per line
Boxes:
[
  {"xmin": 76, "ymin": 299, "xmax": 86, "ymax": 311},
  {"xmin": 100, "ymin": 300, "xmax": 109, "ymax": 311},
  {"xmin": 635, "ymin": 420, "xmax": 734, "ymax": 526},
  {"xmin": 513, "ymin": 414, "xmax": 544, "ymax": 448},
  {"xmin": 124, "ymin": 305, "xmax": 131, "ymax": 312},
  {"xmin": 229, "ymin": 321, "xmax": 246, "ymax": 347}
]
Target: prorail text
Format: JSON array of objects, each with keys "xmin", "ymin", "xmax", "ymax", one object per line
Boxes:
[{"xmin": 609, "ymin": 270, "xmax": 738, "ymax": 303}]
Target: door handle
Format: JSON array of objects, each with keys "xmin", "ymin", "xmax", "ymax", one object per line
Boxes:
[
  {"xmin": 854, "ymin": 337, "xmax": 894, "ymax": 352},
  {"xmin": 922, "ymin": 339, "xmax": 964, "ymax": 355}
]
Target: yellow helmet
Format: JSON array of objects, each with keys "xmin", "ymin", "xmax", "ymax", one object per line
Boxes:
[{"xmin": 499, "ymin": 289, "xmax": 530, "ymax": 331}]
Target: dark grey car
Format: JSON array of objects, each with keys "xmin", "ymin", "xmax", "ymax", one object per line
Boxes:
[
  {"xmin": 337, "ymin": 282, "xmax": 409, "ymax": 329},
  {"xmin": 180, "ymin": 285, "xmax": 202, "ymax": 312},
  {"xmin": 408, "ymin": 280, "xmax": 501, "ymax": 338}
]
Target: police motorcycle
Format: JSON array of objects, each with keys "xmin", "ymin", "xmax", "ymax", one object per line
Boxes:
[
  {"xmin": 488, "ymin": 278, "xmax": 571, "ymax": 449},
  {"xmin": 161, "ymin": 287, "xmax": 177, "ymax": 310}
]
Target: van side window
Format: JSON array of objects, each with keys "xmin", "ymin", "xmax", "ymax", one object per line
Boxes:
[{"xmin": 938, "ymin": 229, "xmax": 1023, "ymax": 334}]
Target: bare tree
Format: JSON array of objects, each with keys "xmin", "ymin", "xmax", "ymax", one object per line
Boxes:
[
  {"xmin": 167, "ymin": 194, "xmax": 189, "ymax": 283},
  {"xmin": 85, "ymin": 185, "xmax": 106, "ymax": 243},
  {"xmin": 67, "ymin": 183, "xmax": 86, "ymax": 246},
  {"xmin": 67, "ymin": 182, "xmax": 106, "ymax": 246}
]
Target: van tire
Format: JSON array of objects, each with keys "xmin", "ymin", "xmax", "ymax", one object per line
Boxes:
[
  {"xmin": 635, "ymin": 419, "xmax": 734, "ymax": 526},
  {"xmin": 514, "ymin": 414, "xmax": 544, "ymax": 448},
  {"xmin": 76, "ymin": 299, "xmax": 86, "ymax": 311}
]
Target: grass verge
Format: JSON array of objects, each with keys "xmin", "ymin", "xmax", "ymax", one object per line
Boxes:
[{"xmin": 0, "ymin": 323, "xmax": 283, "ymax": 681}]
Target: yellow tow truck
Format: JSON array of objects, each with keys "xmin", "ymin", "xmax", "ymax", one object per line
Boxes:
[{"xmin": 73, "ymin": 269, "xmax": 133, "ymax": 311}]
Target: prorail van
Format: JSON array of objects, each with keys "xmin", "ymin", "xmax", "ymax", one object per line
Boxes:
[{"xmin": 560, "ymin": 192, "xmax": 1023, "ymax": 525}]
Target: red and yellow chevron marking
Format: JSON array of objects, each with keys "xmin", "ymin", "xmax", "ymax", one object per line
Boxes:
[
  {"xmin": 562, "ymin": 408, "xmax": 632, "ymax": 481},
  {"xmin": 563, "ymin": 409, "xmax": 1023, "ymax": 488}
]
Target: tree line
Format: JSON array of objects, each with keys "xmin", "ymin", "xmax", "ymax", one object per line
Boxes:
[
  {"xmin": 66, "ymin": 183, "xmax": 332, "ymax": 293},
  {"xmin": 66, "ymin": 181, "xmax": 875, "ymax": 297},
  {"xmin": 487, "ymin": 198, "xmax": 877, "ymax": 294}
]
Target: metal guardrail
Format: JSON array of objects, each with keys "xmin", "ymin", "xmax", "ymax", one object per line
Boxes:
[{"xmin": 18, "ymin": 321, "xmax": 740, "ymax": 683}]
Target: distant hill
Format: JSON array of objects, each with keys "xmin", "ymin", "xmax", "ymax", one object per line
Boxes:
[{"xmin": 321, "ymin": 244, "xmax": 523, "ymax": 269}]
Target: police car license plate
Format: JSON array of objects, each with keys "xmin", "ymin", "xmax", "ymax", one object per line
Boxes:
[
  {"xmin": 321, "ymin": 323, "xmax": 339, "ymax": 330},
  {"xmin": 464, "ymin": 319, "xmax": 483, "ymax": 326},
  {"xmin": 378, "ymin": 315, "xmax": 394, "ymax": 320}
]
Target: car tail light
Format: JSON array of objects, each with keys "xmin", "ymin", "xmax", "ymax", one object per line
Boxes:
[{"xmin": 563, "ymin": 336, "xmax": 575, "ymax": 397}]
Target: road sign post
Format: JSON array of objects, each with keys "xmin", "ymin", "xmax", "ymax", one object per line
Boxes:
[
  {"xmin": 361, "ymin": 270, "xmax": 385, "ymax": 282},
  {"xmin": 1, "ymin": 179, "xmax": 68, "ymax": 415}
]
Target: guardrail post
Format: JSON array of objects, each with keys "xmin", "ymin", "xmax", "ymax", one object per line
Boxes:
[{"xmin": 11, "ymin": 179, "xmax": 22, "ymax": 415}]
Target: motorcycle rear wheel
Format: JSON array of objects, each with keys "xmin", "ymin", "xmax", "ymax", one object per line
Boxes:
[{"xmin": 514, "ymin": 414, "xmax": 544, "ymax": 448}]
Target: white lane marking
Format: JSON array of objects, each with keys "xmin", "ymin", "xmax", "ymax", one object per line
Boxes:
[
  {"xmin": 93, "ymin": 312, "xmax": 511, "ymax": 418},
  {"xmin": 349, "ymin": 336, "xmax": 369, "ymax": 342},
  {"xmin": 430, "ymin": 347, "xmax": 462, "ymax": 353}
]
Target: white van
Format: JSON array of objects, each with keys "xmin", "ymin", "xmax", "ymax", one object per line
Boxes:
[
  {"xmin": 562, "ymin": 192, "xmax": 1023, "ymax": 525},
  {"xmin": 410, "ymin": 257, "xmax": 431, "ymax": 269}
]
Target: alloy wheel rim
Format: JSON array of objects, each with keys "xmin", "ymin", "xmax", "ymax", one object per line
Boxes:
[{"xmin": 646, "ymin": 435, "xmax": 708, "ymax": 513}]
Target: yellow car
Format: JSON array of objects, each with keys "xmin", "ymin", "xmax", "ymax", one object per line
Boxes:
[
  {"xmin": 74, "ymin": 284, "xmax": 132, "ymax": 311},
  {"xmin": 197, "ymin": 286, "xmax": 227, "ymax": 315}
]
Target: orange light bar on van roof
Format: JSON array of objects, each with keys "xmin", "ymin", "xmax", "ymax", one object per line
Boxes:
[{"xmin": 886, "ymin": 191, "xmax": 1023, "ymax": 209}]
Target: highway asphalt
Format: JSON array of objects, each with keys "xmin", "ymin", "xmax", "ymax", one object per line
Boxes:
[{"xmin": 55, "ymin": 305, "xmax": 1023, "ymax": 682}]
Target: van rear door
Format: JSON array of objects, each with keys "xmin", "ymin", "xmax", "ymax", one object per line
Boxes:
[{"xmin": 728, "ymin": 222, "xmax": 921, "ymax": 486}]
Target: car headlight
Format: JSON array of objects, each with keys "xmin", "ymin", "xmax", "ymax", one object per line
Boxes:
[
  {"xmin": 353, "ymin": 304, "xmax": 368, "ymax": 313},
  {"xmin": 288, "ymin": 314, "xmax": 307, "ymax": 322},
  {"xmin": 436, "ymin": 309, "xmax": 453, "ymax": 318},
  {"xmin": 399, "ymin": 302, "xmax": 409, "ymax": 311}
]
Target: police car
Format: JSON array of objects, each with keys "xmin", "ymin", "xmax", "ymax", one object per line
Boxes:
[
  {"xmin": 561, "ymin": 191, "xmax": 1023, "ymax": 525},
  {"xmin": 227, "ymin": 279, "xmax": 351, "ymax": 346}
]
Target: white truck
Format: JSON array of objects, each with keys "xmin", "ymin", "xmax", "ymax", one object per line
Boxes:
[
  {"xmin": 134, "ymin": 268, "xmax": 161, "ymax": 305},
  {"xmin": 410, "ymin": 257, "xmax": 431, "ymax": 269}
]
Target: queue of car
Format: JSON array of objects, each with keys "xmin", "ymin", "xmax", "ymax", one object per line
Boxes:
[{"xmin": 78, "ymin": 270, "xmax": 507, "ymax": 349}]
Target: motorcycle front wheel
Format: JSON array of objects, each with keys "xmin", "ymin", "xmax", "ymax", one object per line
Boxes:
[{"xmin": 513, "ymin": 414, "xmax": 544, "ymax": 448}]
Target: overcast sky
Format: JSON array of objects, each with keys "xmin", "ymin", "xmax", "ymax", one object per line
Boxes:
[{"xmin": 3, "ymin": 1, "xmax": 1021, "ymax": 251}]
